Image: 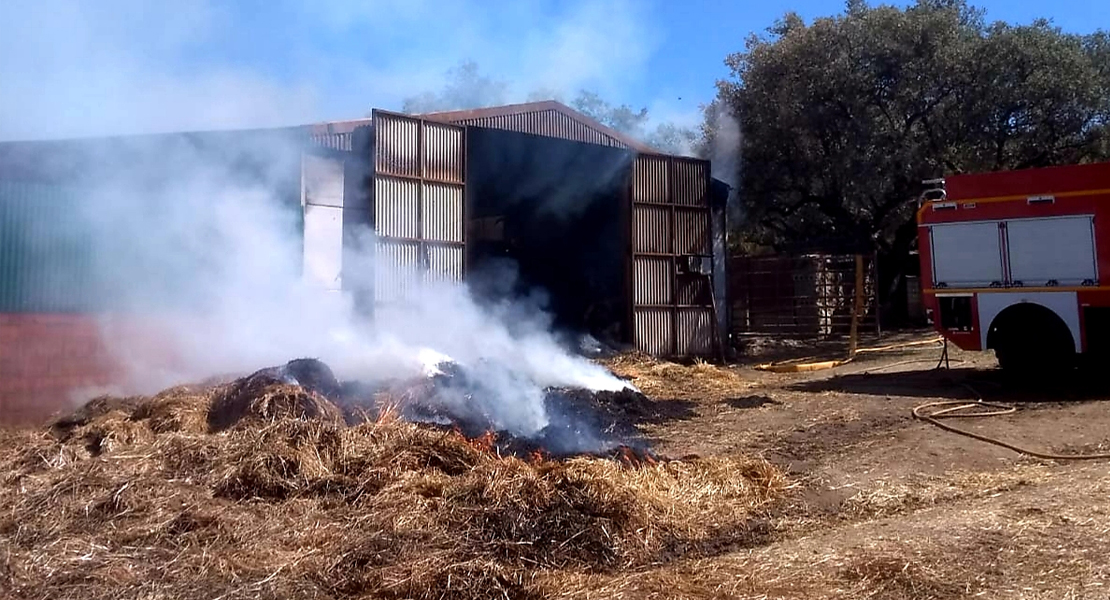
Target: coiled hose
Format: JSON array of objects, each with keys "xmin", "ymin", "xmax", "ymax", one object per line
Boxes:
[{"xmin": 913, "ymin": 384, "xmax": 1110, "ymax": 460}]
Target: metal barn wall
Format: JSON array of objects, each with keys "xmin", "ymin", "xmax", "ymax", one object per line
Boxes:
[
  {"xmin": 371, "ymin": 110, "xmax": 466, "ymax": 305},
  {"xmin": 630, "ymin": 155, "xmax": 716, "ymax": 357},
  {"xmin": 439, "ymin": 108, "xmax": 629, "ymax": 150},
  {"xmin": 0, "ymin": 128, "xmax": 316, "ymax": 426},
  {"xmin": 0, "ymin": 181, "xmax": 101, "ymax": 312}
]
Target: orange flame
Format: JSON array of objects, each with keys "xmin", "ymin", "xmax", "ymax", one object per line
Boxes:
[{"xmin": 465, "ymin": 430, "xmax": 497, "ymax": 455}]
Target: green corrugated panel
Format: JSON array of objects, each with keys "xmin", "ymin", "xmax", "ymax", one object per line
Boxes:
[{"xmin": 0, "ymin": 180, "xmax": 100, "ymax": 313}]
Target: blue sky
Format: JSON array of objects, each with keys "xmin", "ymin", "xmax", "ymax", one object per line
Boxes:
[{"xmin": 0, "ymin": 0, "xmax": 1105, "ymax": 140}]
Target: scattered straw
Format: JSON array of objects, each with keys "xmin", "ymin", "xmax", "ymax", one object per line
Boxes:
[
  {"xmin": 0, "ymin": 384, "xmax": 787, "ymax": 600},
  {"xmin": 601, "ymin": 353, "xmax": 751, "ymax": 401}
]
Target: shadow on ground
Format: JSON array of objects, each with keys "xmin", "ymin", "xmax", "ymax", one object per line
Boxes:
[
  {"xmin": 789, "ymin": 366, "xmax": 1110, "ymax": 403},
  {"xmin": 725, "ymin": 395, "xmax": 782, "ymax": 410},
  {"xmin": 626, "ymin": 398, "xmax": 699, "ymax": 425}
]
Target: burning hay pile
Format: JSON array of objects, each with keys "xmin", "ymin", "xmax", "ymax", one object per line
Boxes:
[{"xmin": 0, "ymin": 358, "xmax": 786, "ymax": 599}]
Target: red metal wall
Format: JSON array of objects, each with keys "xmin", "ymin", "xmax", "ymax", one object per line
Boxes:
[{"xmin": 0, "ymin": 314, "xmax": 177, "ymax": 426}]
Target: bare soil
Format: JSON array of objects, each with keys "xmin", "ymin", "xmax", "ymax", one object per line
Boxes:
[{"xmin": 601, "ymin": 330, "xmax": 1110, "ymax": 598}]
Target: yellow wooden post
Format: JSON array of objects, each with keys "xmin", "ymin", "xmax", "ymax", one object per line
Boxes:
[{"xmin": 848, "ymin": 253, "xmax": 865, "ymax": 358}]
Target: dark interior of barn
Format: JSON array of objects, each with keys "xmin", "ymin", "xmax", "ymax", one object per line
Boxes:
[{"xmin": 464, "ymin": 127, "xmax": 634, "ymax": 345}]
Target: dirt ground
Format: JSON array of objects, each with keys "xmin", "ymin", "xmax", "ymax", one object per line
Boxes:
[{"xmin": 602, "ymin": 330, "xmax": 1110, "ymax": 599}]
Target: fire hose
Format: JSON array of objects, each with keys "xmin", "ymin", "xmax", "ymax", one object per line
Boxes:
[
  {"xmin": 754, "ymin": 337, "xmax": 944, "ymax": 373},
  {"xmin": 913, "ymin": 384, "xmax": 1110, "ymax": 461}
]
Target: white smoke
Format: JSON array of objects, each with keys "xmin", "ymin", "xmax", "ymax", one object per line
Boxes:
[
  {"xmin": 0, "ymin": 0, "xmax": 665, "ymax": 141},
  {"xmin": 1, "ymin": 0, "xmax": 661, "ymax": 436},
  {"xmin": 52, "ymin": 131, "xmax": 630, "ymax": 438},
  {"xmin": 707, "ymin": 101, "xmax": 743, "ymax": 222}
]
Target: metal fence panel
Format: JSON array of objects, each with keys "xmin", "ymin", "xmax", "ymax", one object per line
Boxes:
[{"xmin": 729, "ymin": 253, "xmax": 879, "ymax": 339}]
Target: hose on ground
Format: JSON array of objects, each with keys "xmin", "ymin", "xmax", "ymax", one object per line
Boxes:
[
  {"xmin": 754, "ymin": 337, "xmax": 944, "ymax": 373},
  {"xmin": 913, "ymin": 384, "xmax": 1110, "ymax": 460}
]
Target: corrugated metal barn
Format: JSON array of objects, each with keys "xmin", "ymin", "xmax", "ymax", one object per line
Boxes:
[{"xmin": 0, "ymin": 101, "xmax": 725, "ymax": 423}]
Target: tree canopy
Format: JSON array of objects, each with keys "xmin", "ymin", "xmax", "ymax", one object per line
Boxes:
[
  {"xmin": 710, "ymin": 0, "xmax": 1110, "ymax": 256},
  {"xmin": 398, "ymin": 61, "xmax": 698, "ymax": 155}
]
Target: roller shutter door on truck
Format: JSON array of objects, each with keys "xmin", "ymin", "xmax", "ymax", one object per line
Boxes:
[
  {"xmin": 929, "ymin": 221, "xmax": 1004, "ymax": 288},
  {"xmin": 1004, "ymin": 215, "xmax": 1097, "ymax": 287}
]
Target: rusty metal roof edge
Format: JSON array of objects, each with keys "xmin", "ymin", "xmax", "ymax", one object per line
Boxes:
[
  {"xmin": 417, "ymin": 100, "xmax": 661, "ymax": 154},
  {"xmin": 309, "ymin": 118, "xmax": 374, "ymax": 135}
]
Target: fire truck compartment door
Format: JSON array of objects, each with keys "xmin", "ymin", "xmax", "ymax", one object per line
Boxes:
[
  {"xmin": 1005, "ymin": 216, "xmax": 1097, "ymax": 286},
  {"xmin": 929, "ymin": 221, "xmax": 1003, "ymax": 287}
]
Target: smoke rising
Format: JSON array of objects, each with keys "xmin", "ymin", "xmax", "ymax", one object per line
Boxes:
[
  {"xmin": 706, "ymin": 100, "xmax": 744, "ymax": 224},
  {"xmin": 0, "ymin": 0, "xmax": 675, "ymax": 142},
  {"xmin": 30, "ymin": 130, "xmax": 632, "ymax": 439},
  {"xmin": 0, "ymin": 0, "xmax": 689, "ymax": 440}
]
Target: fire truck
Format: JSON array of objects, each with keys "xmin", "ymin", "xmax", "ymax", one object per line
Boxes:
[{"xmin": 917, "ymin": 160, "xmax": 1110, "ymax": 374}]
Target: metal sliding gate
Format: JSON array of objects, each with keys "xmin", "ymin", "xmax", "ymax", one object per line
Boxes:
[
  {"xmin": 370, "ymin": 110, "xmax": 467, "ymax": 304},
  {"xmin": 630, "ymin": 154, "xmax": 716, "ymax": 356}
]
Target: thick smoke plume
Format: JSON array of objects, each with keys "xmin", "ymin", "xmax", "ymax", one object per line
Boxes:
[
  {"xmin": 49, "ymin": 132, "xmax": 632, "ymax": 439},
  {"xmin": 0, "ymin": 0, "xmax": 676, "ymax": 441}
]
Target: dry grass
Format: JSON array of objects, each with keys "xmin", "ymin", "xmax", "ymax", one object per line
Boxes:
[
  {"xmin": 601, "ymin": 353, "xmax": 752, "ymax": 401},
  {"xmin": 838, "ymin": 464, "xmax": 1049, "ymax": 520},
  {"xmin": 0, "ymin": 381, "xmax": 787, "ymax": 600}
]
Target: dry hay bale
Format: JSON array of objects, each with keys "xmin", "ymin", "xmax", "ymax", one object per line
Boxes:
[
  {"xmin": 49, "ymin": 394, "xmax": 143, "ymax": 439},
  {"xmin": 1, "ymin": 379, "xmax": 789, "ymax": 600},
  {"xmin": 129, "ymin": 384, "xmax": 216, "ymax": 434},
  {"xmin": 208, "ymin": 378, "xmax": 344, "ymax": 432},
  {"xmin": 74, "ymin": 413, "xmax": 156, "ymax": 456},
  {"xmin": 211, "ymin": 419, "xmax": 354, "ymax": 501}
]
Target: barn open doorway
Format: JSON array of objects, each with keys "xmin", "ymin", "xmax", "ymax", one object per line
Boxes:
[{"xmin": 465, "ymin": 127, "xmax": 634, "ymax": 347}]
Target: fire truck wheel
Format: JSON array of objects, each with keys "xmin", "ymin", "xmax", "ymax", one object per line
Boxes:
[{"xmin": 988, "ymin": 304, "xmax": 1076, "ymax": 377}]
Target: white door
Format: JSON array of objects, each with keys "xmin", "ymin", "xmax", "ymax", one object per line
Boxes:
[
  {"xmin": 929, "ymin": 221, "xmax": 1004, "ymax": 288},
  {"xmin": 1005, "ymin": 215, "xmax": 1097, "ymax": 287}
]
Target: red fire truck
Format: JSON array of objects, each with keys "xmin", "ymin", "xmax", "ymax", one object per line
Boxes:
[{"xmin": 917, "ymin": 160, "xmax": 1110, "ymax": 373}]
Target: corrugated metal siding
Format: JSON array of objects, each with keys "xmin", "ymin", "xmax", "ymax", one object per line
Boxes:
[
  {"xmin": 374, "ymin": 239, "xmax": 420, "ymax": 303},
  {"xmin": 677, "ymin": 274, "xmax": 710, "ymax": 305},
  {"xmin": 0, "ymin": 181, "xmax": 99, "ymax": 312},
  {"xmin": 672, "ymin": 159, "xmax": 709, "ymax": 206},
  {"xmin": 634, "ymin": 308, "xmax": 673, "ymax": 356},
  {"xmin": 677, "ymin": 308, "xmax": 714, "ymax": 355},
  {"xmin": 449, "ymin": 109, "xmax": 627, "ymax": 149},
  {"xmin": 634, "ymin": 257, "xmax": 672, "ymax": 305},
  {"xmin": 632, "ymin": 155, "xmax": 670, "ymax": 203},
  {"xmin": 676, "ymin": 209, "xmax": 710, "ymax": 255},
  {"xmin": 374, "ymin": 176, "xmax": 419, "ymax": 238},
  {"xmin": 633, "ymin": 205, "xmax": 670, "ymax": 254},
  {"xmin": 423, "ymin": 122, "xmax": 465, "ymax": 183},
  {"xmin": 422, "ymin": 182, "xmax": 463, "ymax": 242},
  {"xmin": 311, "ymin": 132, "xmax": 352, "ymax": 152},
  {"xmin": 426, "ymin": 245, "xmax": 464, "ymax": 283},
  {"xmin": 371, "ymin": 110, "xmax": 466, "ymax": 303},
  {"xmin": 630, "ymin": 154, "xmax": 716, "ymax": 357},
  {"xmin": 375, "ymin": 114, "xmax": 421, "ymax": 178}
]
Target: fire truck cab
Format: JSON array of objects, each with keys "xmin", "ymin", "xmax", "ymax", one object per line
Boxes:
[{"xmin": 917, "ymin": 161, "xmax": 1110, "ymax": 374}]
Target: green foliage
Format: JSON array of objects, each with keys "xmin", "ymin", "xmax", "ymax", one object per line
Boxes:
[{"xmin": 711, "ymin": 0, "xmax": 1110, "ymax": 256}]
